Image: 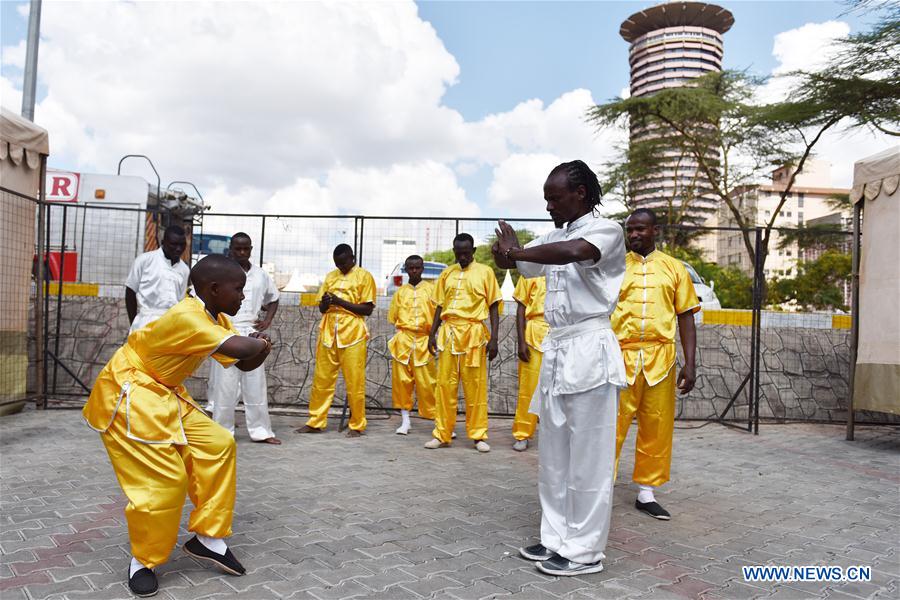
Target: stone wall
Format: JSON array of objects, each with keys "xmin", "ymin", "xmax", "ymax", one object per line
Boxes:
[{"xmin": 26, "ymin": 296, "xmax": 895, "ymax": 424}]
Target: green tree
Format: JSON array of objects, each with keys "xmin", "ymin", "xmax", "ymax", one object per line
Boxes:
[
  {"xmin": 769, "ymin": 250, "xmax": 851, "ymax": 311},
  {"xmin": 424, "ymin": 228, "xmax": 538, "ymax": 284},
  {"xmin": 589, "ymin": 24, "xmax": 897, "ymax": 297},
  {"xmin": 659, "ymin": 245, "xmax": 753, "ymax": 309}
]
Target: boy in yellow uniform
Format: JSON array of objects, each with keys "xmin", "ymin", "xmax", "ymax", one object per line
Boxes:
[
  {"xmin": 297, "ymin": 244, "xmax": 376, "ymax": 437},
  {"xmin": 425, "ymin": 233, "xmax": 501, "ymax": 453},
  {"xmin": 612, "ymin": 208, "xmax": 699, "ymax": 521},
  {"xmin": 512, "ymin": 275, "xmax": 549, "ymax": 452},
  {"xmin": 83, "ymin": 255, "xmax": 272, "ymax": 597},
  {"xmin": 388, "ymin": 255, "xmax": 437, "ymax": 435}
]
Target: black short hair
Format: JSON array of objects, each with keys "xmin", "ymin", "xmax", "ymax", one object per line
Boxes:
[
  {"xmin": 405, "ymin": 254, "xmax": 424, "ymax": 265},
  {"xmin": 453, "ymin": 233, "xmax": 474, "ymax": 247},
  {"xmin": 230, "ymin": 231, "xmax": 252, "ymax": 245},
  {"xmin": 163, "ymin": 225, "xmax": 186, "ymax": 240},
  {"xmin": 190, "ymin": 254, "xmax": 244, "ymax": 289},
  {"xmin": 629, "ymin": 208, "xmax": 658, "ymax": 225},
  {"xmin": 548, "ymin": 160, "xmax": 603, "ymax": 209},
  {"xmin": 333, "ymin": 243, "xmax": 354, "ymax": 258}
]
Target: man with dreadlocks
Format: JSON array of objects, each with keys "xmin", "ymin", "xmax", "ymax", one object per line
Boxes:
[{"xmin": 493, "ymin": 160, "xmax": 626, "ymax": 577}]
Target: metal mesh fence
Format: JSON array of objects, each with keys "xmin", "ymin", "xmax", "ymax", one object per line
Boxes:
[
  {"xmin": 1, "ymin": 187, "xmax": 40, "ymax": 411},
  {"xmin": 22, "ymin": 202, "xmax": 875, "ymax": 428}
]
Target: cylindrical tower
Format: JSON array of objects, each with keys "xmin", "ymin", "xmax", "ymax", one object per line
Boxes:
[{"xmin": 620, "ymin": 2, "xmax": 734, "ymax": 253}]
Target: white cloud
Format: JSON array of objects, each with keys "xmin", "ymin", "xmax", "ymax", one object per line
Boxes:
[
  {"xmin": 0, "ymin": 1, "xmax": 618, "ymax": 219},
  {"xmin": 755, "ymin": 20, "xmax": 894, "ymax": 187},
  {"xmin": 487, "ymin": 153, "xmax": 563, "ymax": 217},
  {"xmin": 756, "ymin": 21, "xmax": 849, "ymax": 104}
]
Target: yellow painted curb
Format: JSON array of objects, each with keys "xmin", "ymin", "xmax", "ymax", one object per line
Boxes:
[
  {"xmin": 702, "ymin": 309, "xmax": 753, "ymax": 327},
  {"xmin": 832, "ymin": 315, "xmax": 851, "ymax": 330},
  {"xmin": 300, "ymin": 293, "xmax": 318, "ymax": 307},
  {"xmin": 45, "ymin": 282, "xmax": 99, "ymax": 297}
]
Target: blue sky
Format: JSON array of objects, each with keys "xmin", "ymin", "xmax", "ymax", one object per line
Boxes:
[
  {"xmin": 417, "ymin": 1, "xmax": 868, "ymax": 120},
  {"xmin": 3, "ymin": 1, "xmax": 868, "ymax": 116},
  {"xmin": 0, "ymin": 1, "xmax": 885, "ymax": 221}
]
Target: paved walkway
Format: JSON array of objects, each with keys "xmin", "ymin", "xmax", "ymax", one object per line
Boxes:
[{"xmin": 1, "ymin": 409, "xmax": 898, "ymax": 599}]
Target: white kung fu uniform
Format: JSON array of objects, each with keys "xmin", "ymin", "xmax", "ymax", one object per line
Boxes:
[
  {"xmin": 207, "ymin": 264, "xmax": 279, "ymax": 440},
  {"xmin": 516, "ymin": 212, "xmax": 626, "ymax": 565},
  {"xmin": 125, "ymin": 248, "xmax": 190, "ymax": 333}
]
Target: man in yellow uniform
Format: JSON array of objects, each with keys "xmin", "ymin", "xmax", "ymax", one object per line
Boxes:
[
  {"xmin": 83, "ymin": 255, "xmax": 272, "ymax": 597},
  {"xmin": 388, "ymin": 255, "xmax": 437, "ymax": 435},
  {"xmin": 425, "ymin": 233, "xmax": 501, "ymax": 453},
  {"xmin": 297, "ymin": 244, "xmax": 376, "ymax": 437},
  {"xmin": 612, "ymin": 208, "xmax": 699, "ymax": 521},
  {"xmin": 512, "ymin": 275, "xmax": 549, "ymax": 452}
]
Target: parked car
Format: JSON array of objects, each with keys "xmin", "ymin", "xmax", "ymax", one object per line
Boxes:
[
  {"xmin": 681, "ymin": 261, "xmax": 722, "ymax": 311},
  {"xmin": 384, "ymin": 261, "xmax": 447, "ymax": 296}
]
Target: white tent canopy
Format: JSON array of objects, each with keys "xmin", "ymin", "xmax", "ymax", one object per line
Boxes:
[
  {"xmin": 0, "ymin": 107, "xmax": 49, "ymax": 195},
  {"xmin": 1, "ymin": 108, "xmax": 49, "ymax": 414},
  {"xmin": 850, "ymin": 145, "xmax": 900, "ymax": 418}
]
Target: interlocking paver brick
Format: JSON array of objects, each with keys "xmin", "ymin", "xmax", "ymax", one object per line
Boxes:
[
  {"xmin": 1, "ymin": 411, "xmax": 896, "ymax": 599},
  {"xmin": 399, "ymin": 574, "xmax": 466, "ymax": 597}
]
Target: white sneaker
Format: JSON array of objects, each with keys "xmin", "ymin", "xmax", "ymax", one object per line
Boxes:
[
  {"xmin": 424, "ymin": 438, "xmax": 449, "ymax": 449},
  {"xmin": 512, "ymin": 439, "xmax": 528, "ymax": 452},
  {"xmin": 474, "ymin": 440, "xmax": 491, "ymax": 453},
  {"xmin": 451, "ymin": 431, "xmax": 457, "ymax": 439},
  {"xmin": 395, "ymin": 423, "xmax": 410, "ymax": 435}
]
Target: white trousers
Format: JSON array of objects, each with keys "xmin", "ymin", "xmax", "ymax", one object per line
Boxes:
[
  {"xmin": 207, "ymin": 360, "xmax": 275, "ymax": 441},
  {"xmin": 538, "ymin": 383, "xmax": 618, "ymax": 564}
]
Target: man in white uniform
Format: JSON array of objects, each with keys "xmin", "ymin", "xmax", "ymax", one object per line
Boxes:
[
  {"xmin": 493, "ymin": 160, "xmax": 626, "ymax": 577},
  {"xmin": 207, "ymin": 232, "xmax": 281, "ymax": 444},
  {"xmin": 125, "ymin": 225, "xmax": 190, "ymax": 333}
]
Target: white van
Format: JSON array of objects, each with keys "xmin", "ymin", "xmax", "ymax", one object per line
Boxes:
[
  {"xmin": 384, "ymin": 261, "xmax": 448, "ymax": 296},
  {"xmin": 681, "ymin": 261, "xmax": 721, "ymax": 311}
]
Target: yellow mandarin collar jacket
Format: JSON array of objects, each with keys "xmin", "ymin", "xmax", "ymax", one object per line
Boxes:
[
  {"xmin": 611, "ymin": 249, "xmax": 700, "ymax": 386},
  {"xmin": 316, "ymin": 266, "xmax": 377, "ymax": 349},
  {"xmin": 83, "ymin": 296, "xmax": 239, "ymax": 444},
  {"xmin": 434, "ymin": 260, "xmax": 501, "ymax": 366},
  {"xmin": 387, "ymin": 280, "xmax": 437, "ymax": 366},
  {"xmin": 513, "ymin": 276, "xmax": 550, "ymax": 351}
]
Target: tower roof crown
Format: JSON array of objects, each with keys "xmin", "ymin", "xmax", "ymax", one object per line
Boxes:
[{"xmin": 620, "ymin": 1, "xmax": 734, "ymax": 42}]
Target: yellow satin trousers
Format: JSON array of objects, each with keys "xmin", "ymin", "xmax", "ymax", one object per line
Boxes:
[
  {"xmin": 100, "ymin": 398, "xmax": 236, "ymax": 568},
  {"xmin": 432, "ymin": 352, "xmax": 488, "ymax": 443},
  {"xmin": 512, "ymin": 349, "xmax": 542, "ymax": 440},
  {"xmin": 615, "ymin": 367, "xmax": 677, "ymax": 487},
  {"xmin": 306, "ymin": 340, "xmax": 367, "ymax": 432},
  {"xmin": 391, "ymin": 359, "xmax": 436, "ymax": 419}
]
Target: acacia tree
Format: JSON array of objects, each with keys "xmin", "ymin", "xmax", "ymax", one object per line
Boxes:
[
  {"xmin": 589, "ymin": 5, "xmax": 898, "ymax": 298},
  {"xmin": 589, "ymin": 71, "xmax": 839, "ymax": 293},
  {"xmin": 600, "ymin": 135, "xmax": 711, "ymax": 249}
]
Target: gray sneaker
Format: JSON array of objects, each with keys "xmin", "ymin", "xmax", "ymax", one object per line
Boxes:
[
  {"xmin": 512, "ymin": 439, "xmax": 528, "ymax": 452},
  {"xmin": 519, "ymin": 543, "xmax": 554, "ymax": 561},
  {"xmin": 536, "ymin": 553, "xmax": 604, "ymax": 576}
]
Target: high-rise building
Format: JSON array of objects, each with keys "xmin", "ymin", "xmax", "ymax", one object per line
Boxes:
[
  {"xmin": 718, "ymin": 160, "xmax": 850, "ymax": 280},
  {"xmin": 620, "ymin": 2, "xmax": 734, "ymax": 259}
]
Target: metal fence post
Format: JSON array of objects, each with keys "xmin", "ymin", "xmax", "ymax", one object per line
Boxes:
[
  {"xmin": 52, "ymin": 204, "xmax": 68, "ymax": 396},
  {"xmin": 34, "ymin": 158, "xmax": 46, "ymax": 409},
  {"xmin": 358, "ymin": 216, "xmax": 365, "ymax": 267},
  {"xmin": 259, "ymin": 215, "xmax": 266, "ymax": 267},
  {"xmin": 751, "ymin": 227, "xmax": 763, "ymax": 435},
  {"xmin": 42, "ymin": 201, "xmax": 51, "ymax": 408}
]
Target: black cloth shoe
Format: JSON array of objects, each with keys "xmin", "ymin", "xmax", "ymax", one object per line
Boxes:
[
  {"xmin": 635, "ymin": 499, "xmax": 671, "ymax": 520},
  {"xmin": 536, "ymin": 553, "xmax": 604, "ymax": 576},
  {"xmin": 519, "ymin": 543, "xmax": 554, "ymax": 561},
  {"xmin": 128, "ymin": 567, "xmax": 158, "ymax": 597},
  {"xmin": 183, "ymin": 536, "xmax": 246, "ymax": 575}
]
